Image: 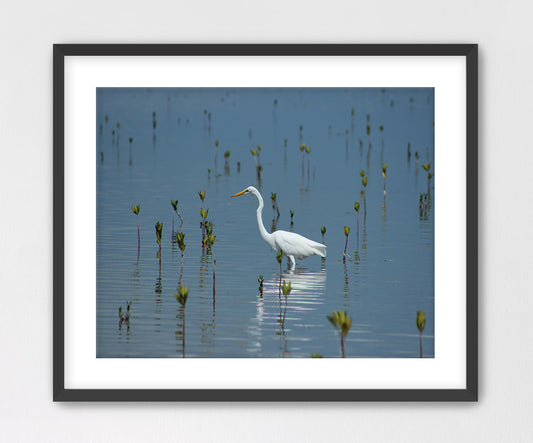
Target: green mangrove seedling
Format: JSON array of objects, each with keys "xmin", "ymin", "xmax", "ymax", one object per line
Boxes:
[
  {"xmin": 174, "ymin": 285, "xmax": 189, "ymax": 307},
  {"xmin": 175, "ymin": 232, "xmax": 186, "ymax": 286},
  {"xmin": 130, "ymin": 204, "xmax": 141, "ymax": 260},
  {"xmin": 250, "ymin": 147, "xmax": 262, "ymax": 179},
  {"xmin": 382, "ymin": 163, "xmax": 388, "ymax": 194},
  {"xmin": 327, "ymin": 310, "xmax": 352, "ymax": 358},
  {"xmin": 343, "ymin": 226, "xmax": 350, "ymax": 262},
  {"xmin": 128, "ymin": 137, "xmax": 133, "ymax": 165},
  {"xmin": 359, "ymin": 170, "xmax": 366, "ymax": 193},
  {"xmin": 204, "ymin": 232, "xmax": 216, "ymax": 251},
  {"xmin": 354, "ymin": 202, "xmax": 360, "ymax": 249},
  {"xmin": 321, "ymin": 226, "xmax": 326, "ymax": 244},
  {"xmin": 171, "ymin": 199, "xmax": 184, "ymax": 229},
  {"xmin": 205, "ymin": 231, "xmax": 216, "ymax": 297},
  {"xmin": 270, "ymin": 192, "xmax": 280, "ymax": 218},
  {"xmin": 202, "ymin": 221, "xmax": 216, "ymax": 297},
  {"xmin": 276, "ymin": 249, "xmax": 283, "ymax": 266},
  {"xmin": 200, "ymin": 208, "xmax": 209, "ymax": 242},
  {"xmin": 198, "ymin": 190, "xmax": 207, "ymax": 240},
  {"xmin": 281, "ymin": 280, "xmax": 292, "ymax": 323},
  {"xmin": 155, "ymin": 221, "xmax": 163, "ymax": 245},
  {"xmin": 422, "ymin": 162, "xmax": 433, "ymax": 195},
  {"xmin": 275, "ymin": 249, "xmax": 284, "ymax": 298},
  {"xmin": 281, "ymin": 280, "xmax": 291, "ymax": 297},
  {"xmin": 155, "ymin": 221, "xmax": 163, "ymax": 272},
  {"xmin": 416, "ymin": 310, "xmax": 426, "ymax": 358},
  {"xmin": 299, "ymin": 142, "xmax": 306, "ymax": 176},
  {"xmin": 204, "ymin": 220, "xmax": 214, "ymax": 240}
]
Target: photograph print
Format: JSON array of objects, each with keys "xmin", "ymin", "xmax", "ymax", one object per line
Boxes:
[{"xmin": 96, "ymin": 86, "xmax": 434, "ymax": 359}]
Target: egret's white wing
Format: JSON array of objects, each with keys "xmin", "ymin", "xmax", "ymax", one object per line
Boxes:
[{"xmin": 273, "ymin": 231, "xmax": 326, "ymax": 259}]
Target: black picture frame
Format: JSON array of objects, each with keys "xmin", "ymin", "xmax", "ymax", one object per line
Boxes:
[{"xmin": 53, "ymin": 44, "xmax": 478, "ymax": 402}]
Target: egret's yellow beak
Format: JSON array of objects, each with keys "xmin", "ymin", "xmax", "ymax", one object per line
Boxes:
[{"xmin": 232, "ymin": 189, "xmax": 246, "ymax": 198}]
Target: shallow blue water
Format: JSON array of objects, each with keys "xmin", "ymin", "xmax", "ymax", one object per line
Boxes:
[{"xmin": 96, "ymin": 87, "xmax": 434, "ymax": 358}]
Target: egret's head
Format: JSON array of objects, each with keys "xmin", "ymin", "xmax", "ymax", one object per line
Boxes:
[{"xmin": 232, "ymin": 186, "xmax": 256, "ymax": 198}]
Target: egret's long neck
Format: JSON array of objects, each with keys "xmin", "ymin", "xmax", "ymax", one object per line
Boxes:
[{"xmin": 254, "ymin": 191, "xmax": 272, "ymax": 244}]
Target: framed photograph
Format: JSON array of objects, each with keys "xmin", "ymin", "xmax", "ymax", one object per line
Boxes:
[{"xmin": 54, "ymin": 44, "xmax": 477, "ymax": 401}]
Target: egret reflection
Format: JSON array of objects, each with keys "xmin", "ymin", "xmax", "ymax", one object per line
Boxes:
[
  {"xmin": 258, "ymin": 269, "xmax": 327, "ymax": 328},
  {"xmin": 247, "ymin": 268, "xmax": 327, "ymax": 356}
]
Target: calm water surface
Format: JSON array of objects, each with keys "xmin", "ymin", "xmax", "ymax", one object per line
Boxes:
[{"xmin": 96, "ymin": 87, "xmax": 434, "ymax": 358}]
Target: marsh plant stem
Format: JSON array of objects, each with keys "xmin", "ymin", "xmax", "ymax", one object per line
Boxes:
[
  {"xmin": 343, "ymin": 235, "xmax": 349, "ymax": 262},
  {"xmin": 212, "ymin": 256, "xmax": 216, "ymax": 299},
  {"xmin": 179, "ymin": 251, "xmax": 184, "ymax": 287},
  {"xmin": 136, "ymin": 215, "xmax": 140, "ymax": 263}
]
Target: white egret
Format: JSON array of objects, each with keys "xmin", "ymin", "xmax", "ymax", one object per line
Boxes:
[{"xmin": 232, "ymin": 186, "xmax": 326, "ymax": 267}]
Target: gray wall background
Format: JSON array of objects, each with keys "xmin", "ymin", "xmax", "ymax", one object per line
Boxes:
[{"xmin": 1, "ymin": 0, "xmax": 530, "ymax": 441}]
